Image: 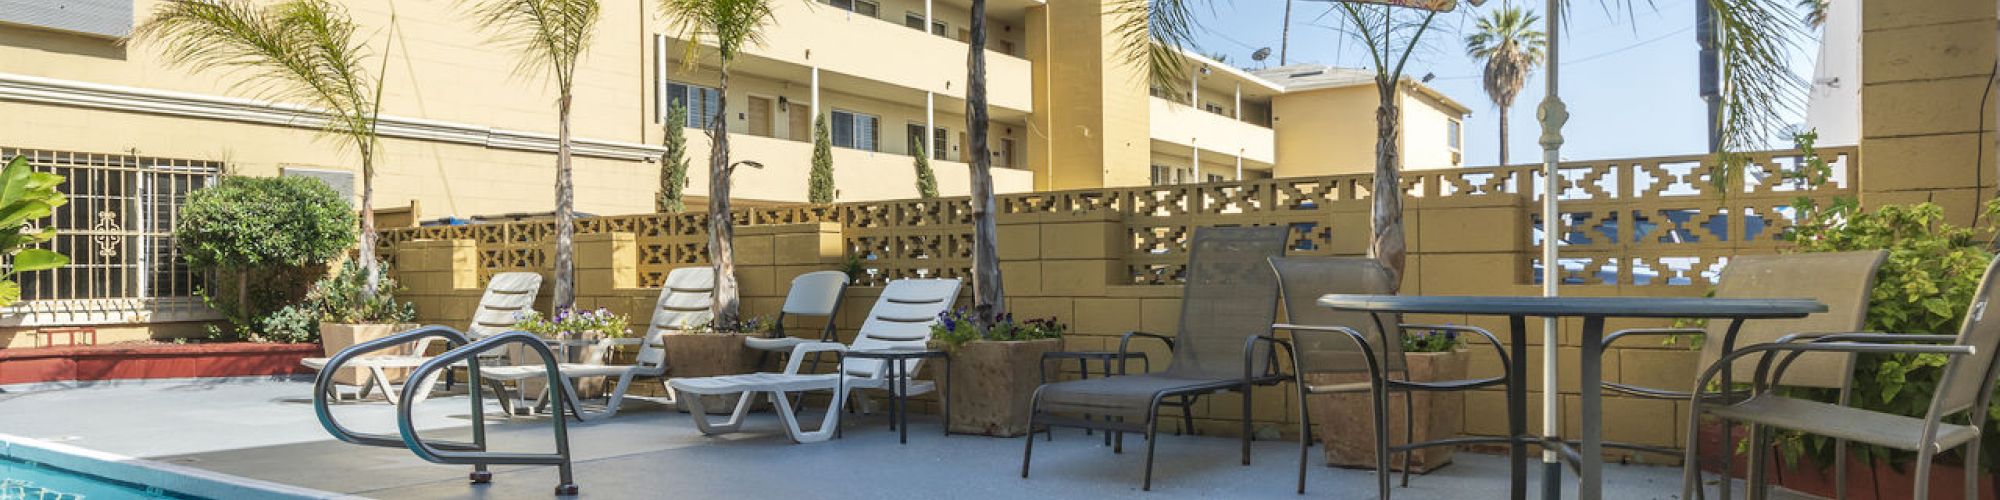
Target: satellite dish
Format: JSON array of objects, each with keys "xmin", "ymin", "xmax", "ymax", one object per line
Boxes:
[{"xmin": 1251, "ymin": 47, "xmax": 1271, "ymax": 61}]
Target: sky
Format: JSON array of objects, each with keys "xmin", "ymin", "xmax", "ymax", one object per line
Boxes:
[{"xmin": 1186, "ymin": 0, "xmax": 1818, "ymax": 165}]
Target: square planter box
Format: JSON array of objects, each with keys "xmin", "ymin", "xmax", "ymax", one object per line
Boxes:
[
  {"xmin": 1306, "ymin": 350, "xmax": 1466, "ymax": 473},
  {"xmin": 318, "ymin": 323, "xmax": 420, "ymax": 387},
  {"xmin": 939, "ymin": 338, "xmax": 1065, "ymax": 437}
]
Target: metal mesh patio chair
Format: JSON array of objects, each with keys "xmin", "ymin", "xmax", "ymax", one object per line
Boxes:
[
  {"xmin": 1019, "ymin": 225, "xmax": 1290, "ymax": 491},
  {"xmin": 1594, "ymin": 250, "xmax": 1883, "ymax": 499},
  {"xmin": 1683, "ymin": 257, "xmax": 2000, "ymax": 500},
  {"xmin": 1266, "ymin": 256, "xmax": 1512, "ymax": 498}
]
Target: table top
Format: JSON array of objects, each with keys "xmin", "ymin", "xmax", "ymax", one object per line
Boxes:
[
  {"xmin": 1316, "ymin": 294, "xmax": 1826, "ymax": 319},
  {"xmin": 844, "ymin": 348, "xmax": 949, "ymax": 359}
]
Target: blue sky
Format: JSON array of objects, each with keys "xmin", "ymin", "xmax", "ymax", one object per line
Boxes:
[{"xmin": 1187, "ymin": 0, "xmax": 1814, "ymax": 165}]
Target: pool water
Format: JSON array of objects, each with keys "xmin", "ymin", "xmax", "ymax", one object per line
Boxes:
[{"xmin": 0, "ymin": 456, "xmax": 199, "ymax": 500}]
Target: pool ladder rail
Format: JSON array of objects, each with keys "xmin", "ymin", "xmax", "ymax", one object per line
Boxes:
[{"xmin": 312, "ymin": 325, "xmax": 580, "ymax": 496}]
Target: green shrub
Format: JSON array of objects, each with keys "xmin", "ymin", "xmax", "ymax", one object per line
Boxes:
[
  {"xmin": 658, "ymin": 103, "xmax": 690, "ymax": 213},
  {"xmin": 931, "ymin": 309, "xmax": 1064, "ymax": 347},
  {"xmin": 176, "ymin": 176, "xmax": 355, "ymax": 341},
  {"xmin": 809, "ymin": 114, "xmax": 835, "ymax": 204},
  {"xmin": 913, "ymin": 141, "xmax": 938, "ymax": 198},
  {"xmin": 0, "ymin": 156, "xmax": 70, "ymax": 307}
]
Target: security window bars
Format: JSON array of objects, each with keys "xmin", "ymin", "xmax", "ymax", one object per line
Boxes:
[{"xmin": 0, "ymin": 148, "xmax": 217, "ymax": 317}]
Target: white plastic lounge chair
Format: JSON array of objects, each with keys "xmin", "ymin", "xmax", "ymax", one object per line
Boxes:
[
  {"xmin": 668, "ymin": 278, "xmax": 962, "ymax": 443},
  {"xmin": 301, "ymin": 272, "xmax": 543, "ymax": 404},
  {"xmin": 481, "ymin": 267, "xmax": 716, "ymax": 421},
  {"xmin": 745, "ymin": 270, "xmax": 849, "ymax": 370}
]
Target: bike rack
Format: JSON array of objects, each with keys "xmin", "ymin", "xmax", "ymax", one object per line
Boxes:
[{"xmin": 312, "ymin": 326, "xmax": 580, "ymax": 496}]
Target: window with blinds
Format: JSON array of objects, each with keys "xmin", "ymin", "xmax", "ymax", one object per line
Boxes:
[
  {"xmin": 666, "ymin": 81, "xmax": 723, "ymax": 129},
  {"xmin": 831, "ymin": 110, "xmax": 880, "ymax": 152}
]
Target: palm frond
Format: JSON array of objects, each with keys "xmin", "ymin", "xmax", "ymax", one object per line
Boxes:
[
  {"xmin": 1465, "ymin": 6, "xmax": 1546, "ymax": 109},
  {"xmin": 659, "ymin": 0, "xmax": 781, "ymax": 72},
  {"xmin": 1708, "ymin": 0, "xmax": 1807, "ymax": 181},
  {"xmin": 460, "ymin": 0, "xmax": 601, "ymax": 86},
  {"xmin": 1108, "ymin": 0, "xmax": 1198, "ymax": 97}
]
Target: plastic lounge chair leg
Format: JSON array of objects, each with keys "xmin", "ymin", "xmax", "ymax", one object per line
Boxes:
[
  {"xmin": 409, "ymin": 368, "xmax": 447, "ymax": 405},
  {"xmin": 776, "ymin": 387, "xmax": 840, "ymax": 443},
  {"xmin": 679, "ymin": 388, "xmax": 751, "ymax": 435}
]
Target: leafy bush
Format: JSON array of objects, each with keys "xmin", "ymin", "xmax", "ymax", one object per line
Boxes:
[
  {"xmin": 1767, "ymin": 130, "xmax": 2000, "ymax": 471},
  {"xmin": 310, "ymin": 260, "xmax": 418, "ymax": 324},
  {"xmin": 0, "ymin": 156, "xmax": 70, "ymax": 307},
  {"xmin": 259, "ymin": 303, "xmax": 321, "ymax": 344},
  {"xmin": 1401, "ymin": 326, "xmax": 1461, "ymax": 353},
  {"xmin": 932, "ymin": 309, "xmax": 1064, "ymax": 347},
  {"xmin": 176, "ymin": 176, "xmax": 355, "ymax": 340},
  {"xmin": 687, "ymin": 315, "xmax": 776, "ymax": 335},
  {"xmin": 514, "ymin": 307, "xmax": 632, "ymax": 340}
]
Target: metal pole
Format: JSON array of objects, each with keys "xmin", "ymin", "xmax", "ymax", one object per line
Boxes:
[{"xmin": 1537, "ymin": 0, "xmax": 1567, "ymax": 497}]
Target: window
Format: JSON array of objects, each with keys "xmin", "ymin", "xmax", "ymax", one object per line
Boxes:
[
  {"xmin": 1447, "ymin": 119, "xmax": 1463, "ymax": 151},
  {"xmin": 830, "ymin": 110, "xmax": 880, "ymax": 151},
  {"xmin": 932, "ymin": 21, "xmax": 948, "ymax": 37},
  {"xmin": 933, "ymin": 127, "xmax": 949, "ymax": 160},
  {"xmin": 906, "ymin": 123, "xmax": 926, "ymax": 155},
  {"xmin": 1, "ymin": 148, "xmax": 217, "ymax": 315},
  {"xmin": 1207, "ymin": 174, "xmax": 1224, "ymax": 183},
  {"xmin": 1202, "ymin": 102, "xmax": 1226, "ymax": 115},
  {"xmin": 825, "ymin": 0, "xmax": 878, "ymax": 17},
  {"xmin": 905, "ymin": 13, "xmax": 924, "ymax": 30},
  {"xmin": 665, "ymin": 81, "xmax": 722, "ymax": 129},
  {"xmin": 1151, "ymin": 165, "xmax": 1171, "ymax": 186}
]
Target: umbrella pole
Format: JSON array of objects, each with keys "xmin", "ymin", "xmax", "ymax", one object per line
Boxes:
[{"xmin": 1537, "ymin": 0, "xmax": 1567, "ymax": 498}]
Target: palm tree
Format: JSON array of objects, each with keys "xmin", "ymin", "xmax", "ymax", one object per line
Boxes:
[
  {"xmin": 134, "ymin": 0, "xmax": 391, "ymax": 298},
  {"xmin": 1797, "ymin": 0, "xmax": 1828, "ymax": 28},
  {"xmin": 1464, "ymin": 6, "xmax": 1546, "ymax": 166},
  {"xmin": 1127, "ymin": 0, "xmax": 1805, "ymax": 288},
  {"xmin": 459, "ymin": 0, "xmax": 600, "ymax": 310},
  {"xmin": 964, "ymin": 0, "xmax": 1007, "ymax": 325},
  {"xmin": 660, "ymin": 0, "xmax": 782, "ymax": 325}
]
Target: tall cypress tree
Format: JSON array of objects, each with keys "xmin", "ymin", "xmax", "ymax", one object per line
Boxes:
[
  {"xmin": 913, "ymin": 140, "xmax": 938, "ymax": 198},
  {"xmin": 657, "ymin": 103, "xmax": 689, "ymax": 213},
  {"xmin": 808, "ymin": 114, "xmax": 835, "ymax": 204}
]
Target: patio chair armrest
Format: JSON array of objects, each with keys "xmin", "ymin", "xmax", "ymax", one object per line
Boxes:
[
  {"xmin": 783, "ymin": 342, "xmax": 848, "ymax": 375},
  {"xmin": 1761, "ymin": 334, "xmax": 1963, "ymax": 391},
  {"xmin": 1270, "ymin": 323, "xmax": 1387, "ymax": 380},
  {"xmin": 1691, "ymin": 342, "xmax": 1975, "ymax": 404},
  {"xmin": 1246, "ymin": 335, "xmax": 1296, "ymax": 381},
  {"xmin": 1401, "ymin": 323, "xmax": 1511, "ymax": 384},
  {"xmin": 1601, "ymin": 328, "xmax": 1707, "ymax": 349},
  {"xmin": 1117, "ymin": 331, "xmax": 1174, "ymax": 375}
]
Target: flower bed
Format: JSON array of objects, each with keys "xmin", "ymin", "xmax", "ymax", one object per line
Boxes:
[{"xmin": 0, "ymin": 342, "xmax": 319, "ymax": 386}]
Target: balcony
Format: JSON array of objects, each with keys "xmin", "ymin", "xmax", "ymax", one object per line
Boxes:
[
  {"xmin": 725, "ymin": 1, "xmax": 1034, "ymax": 113},
  {"xmin": 680, "ymin": 132, "xmax": 1033, "ymax": 202},
  {"xmin": 1148, "ymin": 97, "xmax": 1275, "ymax": 164}
]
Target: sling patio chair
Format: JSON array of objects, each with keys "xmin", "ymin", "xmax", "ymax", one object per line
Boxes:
[
  {"xmin": 301, "ymin": 271, "xmax": 543, "ymax": 405},
  {"xmin": 1020, "ymin": 225, "xmax": 1290, "ymax": 491},
  {"xmin": 1683, "ymin": 257, "xmax": 2000, "ymax": 500},
  {"xmin": 1266, "ymin": 256, "xmax": 1512, "ymax": 498},
  {"xmin": 744, "ymin": 270, "xmax": 848, "ymax": 373},
  {"xmin": 668, "ymin": 278, "xmax": 962, "ymax": 444},
  {"xmin": 480, "ymin": 266, "xmax": 715, "ymax": 421},
  {"xmin": 1591, "ymin": 250, "xmax": 1884, "ymax": 500}
]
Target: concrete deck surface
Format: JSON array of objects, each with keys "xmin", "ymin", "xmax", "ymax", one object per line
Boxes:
[{"xmin": 0, "ymin": 378, "xmax": 1812, "ymax": 499}]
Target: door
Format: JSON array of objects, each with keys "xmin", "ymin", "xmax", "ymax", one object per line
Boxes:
[
  {"xmin": 906, "ymin": 123, "xmax": 926, "ymax": 156},
  {"xmin": 958, "ymin": 131, "xmax": 968, "ymax": 162},
  {"xmin": 747, "ymin": 96, "xmax": 774, "ymax": 138},
  {"xmin": 999, "ymin": 138, "xmax": 1016, "ymax": 169},
  {"xmin": 788, "ymin": 103, "xmax": 811, "ymax": 141}
]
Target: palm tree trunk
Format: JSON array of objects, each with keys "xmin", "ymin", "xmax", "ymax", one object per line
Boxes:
[
  {"xmin": 710, "ymin": 66, "xmax": 740, "ymax": 325},
  {"xmin": 358, "ymin": 144, "xmax": 379, "ymax": 299},
  {"xmin": 966, "ymin": 0, "xmax": 1005, "ymax": 325},
  {"xmin": 1370, "ymin": 76, "xmax": 1407, "ymax": 293},
  {"xmin": 1280, "ymin": 0, "xmax": 1293, "ymax": 65},
  {"xmin": 554, "ymin": 91, "xmax": 577, "ymax": 309},
  {"xmin": 1498, "ymin": 107, "xmax": 1509, "ymax": 166}
]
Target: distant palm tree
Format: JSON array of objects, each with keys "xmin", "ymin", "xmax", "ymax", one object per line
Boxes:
[
  {"xmin": 660, "ymin": 0, "xmax": 782, "ymax": 325},
  {"xmin": 1797, "ymin": 0, "xmax": 1828, "ymax": 28},
  {"xmin": 459, "ymin": 0, "xmax": 600, "ymax": 309},
  {"xmin": 1464, "ymin": 6, "xmax": 1546, "ymax": 166},
  {"xmin": 134, "ymin": 0, "xmax": 391, "ymax": 298}
]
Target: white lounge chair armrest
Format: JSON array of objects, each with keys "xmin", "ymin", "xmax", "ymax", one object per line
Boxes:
[{"xmin": 784, "ymin": 342, "xmax": 848, "ymax": 374}]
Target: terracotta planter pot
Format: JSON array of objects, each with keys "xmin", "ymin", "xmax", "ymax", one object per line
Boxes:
[
  {"xmin": 939, "ymin": 338, "xmax": 1065, "ymax": 437},
  {"xmin": 663, "ymin": 332, "xmax": 759, "ymax": 414},
  {"xmin": 318, "ymin": 323, "xmax": 420, "ymax": 386},
  {"xmin": 1306, "ymin": 350, "xmax": 1466, "ymax": 473}
]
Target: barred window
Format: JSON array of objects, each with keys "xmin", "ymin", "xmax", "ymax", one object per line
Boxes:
[{"xmin": 0, "ymin": 148, "xmax": 218, "ymax": 320}]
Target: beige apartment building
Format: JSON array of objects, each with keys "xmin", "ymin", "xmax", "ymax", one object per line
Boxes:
[{"xmin": 0, "ymin": 0, "xmax": 1466, "ymax": 329}]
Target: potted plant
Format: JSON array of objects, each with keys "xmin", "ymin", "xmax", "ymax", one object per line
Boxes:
[
  {"xmin": 277, "ymin": 261, "xmax": 418, "ymax": 387},
  {"xmin": 931, "ymin": 310, "xmax": 1065, "ymax": 437},
  {"xmin": 1308, "ymin": 326, "xmax": 1467, "ymax": 473},
  {"xmin": 512, "ymin": 307, "xmax": 632, "ymax": 397},
  {"xmin": 663, "ymin": 316, "xmax": 771, "ymax": 413}
]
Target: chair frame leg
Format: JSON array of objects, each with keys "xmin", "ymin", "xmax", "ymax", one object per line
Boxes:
[
  {"xmin": 1966, "ymin": 438, "xmax": 1982, "ymax": 500},
  {"xmin": 1143, "ymin": 399, "xmax": 1164, "ymax": 492},
  {"xmin": 1400, "ymin": 390, "xmax": 1415, "ymax": 487},
  {"xmin": 1021, "ymin": 387, "xmax": 1044, "ymax": 479},
  {"xmin": 1241, "ymin": 384, "xmax": 1254, "ymax": 466},
  {"xmin": 1296, "ymin": 385, "xmax": 1312, "ymax": 495},
  {"xmin": 1746, "ymin": 423, "xmax": 1770, "ymax": 500},
  {"xmin": 1371, "ymin": 381, "xmax": 1392, "ymax": 500}
]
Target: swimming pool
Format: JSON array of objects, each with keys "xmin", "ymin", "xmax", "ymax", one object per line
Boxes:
[{"xmin": 0, "ymin": 434, "xmax": 339, "ymax": 500}]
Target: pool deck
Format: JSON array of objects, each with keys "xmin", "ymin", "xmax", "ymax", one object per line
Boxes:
[{"xmin": 0, "ymin": 377, "xmax": 1812, "ymax": 499}]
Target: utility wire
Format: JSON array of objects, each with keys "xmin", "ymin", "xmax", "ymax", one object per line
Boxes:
[{"xmin": 1426, "ymin": 23, "xmax": 1693, "ymax": 81}]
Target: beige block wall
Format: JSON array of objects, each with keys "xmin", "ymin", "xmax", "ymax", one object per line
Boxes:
[{"xmin": 1857, "ymin": 0, "xmax": 1998, "ymax": 224}]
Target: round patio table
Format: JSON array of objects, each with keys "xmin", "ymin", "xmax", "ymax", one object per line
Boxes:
[{"xmin": 1315, "ymin": 295, "xmax": 1825, "ymax": 500}]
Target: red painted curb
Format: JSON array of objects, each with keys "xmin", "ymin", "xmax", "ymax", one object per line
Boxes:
[{"xmin": 0, "ymin": 343, "xmax": 321, "ymax": 385}]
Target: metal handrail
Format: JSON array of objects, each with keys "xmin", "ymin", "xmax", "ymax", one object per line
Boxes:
[
  {"xmin": 312, "ymin": 325, "xmax": 478, "ymax": 451},
  {"xmin": 398, "ymin": 330, "xmax": 579, "ymax": 496}
]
